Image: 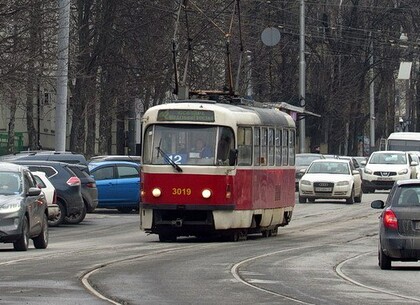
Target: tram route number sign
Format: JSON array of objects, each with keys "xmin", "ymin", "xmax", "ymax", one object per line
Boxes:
[{"xmin": 157, "ymin": 109, "xmax": 215, "ymax": 122}]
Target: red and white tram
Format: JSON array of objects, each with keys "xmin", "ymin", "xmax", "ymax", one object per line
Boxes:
[{"xmin": 140, "ymin": 98, "xmax": 296, "ymax": 241}]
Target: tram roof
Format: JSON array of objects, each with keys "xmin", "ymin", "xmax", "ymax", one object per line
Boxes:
[{"xmin": 142, "ymin": 100, "xmax": 296, "ymax": 128}]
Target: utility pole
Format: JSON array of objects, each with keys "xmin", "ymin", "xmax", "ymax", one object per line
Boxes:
[
  {"xmin": 55, "ymin": 0, "xmax": 70, "ymax": 151},
  {"xmin": 299, "ymin": 0, "xmax": 306, "ymax": 153},
  {"xmin": 369, "ymin": 32, "xmax": 375, "ymax": 153}
]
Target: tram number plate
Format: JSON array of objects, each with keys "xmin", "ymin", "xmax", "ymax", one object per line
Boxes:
[{"xmin": 315, "ymin": 187, "xmax": 332, "ymax": 192}]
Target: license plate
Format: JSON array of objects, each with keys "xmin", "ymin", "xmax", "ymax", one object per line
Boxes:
[
  {"xmin": 378, "ymin": 177, "xmax": 392, "ymax": 181},
  {"xmin": 315, "ymin": 187, "xmax": 332, "ymax": 192}
]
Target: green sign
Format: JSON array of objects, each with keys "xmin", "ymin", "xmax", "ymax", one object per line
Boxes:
[{"xmin": 157, "ymin": 109, "xmax": 215, "ymax": 122}]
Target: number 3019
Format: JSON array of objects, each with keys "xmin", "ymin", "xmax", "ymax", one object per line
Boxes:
[{"xmin": 172, "ymin": 188, "xmax": 192, "ymax": 196}]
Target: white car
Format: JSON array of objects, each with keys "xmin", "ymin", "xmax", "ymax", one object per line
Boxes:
[
  {"xmin": 32, "ymin": 171, "xmax": 60, "ymax": 226},
  {"xmin": 298, "ymin": 159, "xmax": 362, "ymax": 204},
  {"xmin": 362, "ymin": 151, "xmax": 418, "ymax": 193}
]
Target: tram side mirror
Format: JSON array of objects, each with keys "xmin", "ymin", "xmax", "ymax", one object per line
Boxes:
[{"xmin": 229, "ymin": 149, "xmax": 238, "ymax": 166}]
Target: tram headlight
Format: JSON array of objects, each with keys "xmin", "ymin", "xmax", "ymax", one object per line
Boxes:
[
  {"xmin": 152, "ymin": 188, "xmax": 162, "ymax": 197},
  {"xmin": 202, "ymin": 189, "xmax": 212, "ymax": 199}
]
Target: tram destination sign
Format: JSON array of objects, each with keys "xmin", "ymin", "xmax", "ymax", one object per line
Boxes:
[{"xmin": 157, "ymin": 109, "xmax": 215, "ymax": 122}]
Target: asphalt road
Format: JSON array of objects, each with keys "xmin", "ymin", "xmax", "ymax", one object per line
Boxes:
[{"xmin": 1, "ymin": 192, "xmax": 420, "ymax": 305}]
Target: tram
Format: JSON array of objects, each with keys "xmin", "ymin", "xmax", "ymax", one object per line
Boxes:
[{"xmin": 140, "ymin": 98, "xmax": 296, "ymax": 241}]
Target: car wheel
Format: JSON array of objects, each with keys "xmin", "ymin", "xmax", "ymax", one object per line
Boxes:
[
  {"xmin": 33, "ymin": 214, "xmax": 49, "ymax": 249},
  {"xmin": 379, "ymin": 247, "xmax": 392, "ymax": 270},
  {"xmin": 159, "ymin": 233, "xmax": 177, "ymax": 242},
  {"xmin": 64, "ymin": 203, "xmax": 87, "ymax": 224},
  {"xmin": 346, "ymin": 188, "xmax": 355, "ymax": 204},
  {"xmin": 48, "ymin": 200, "xmax": 66, "ymax": 227},
  {"xmin": 298, "ymin": 196, "xmax": 307, "ymax": 203},
  {"xmin": 308, "ymin": 198, "xmax": 315, "ymax": 203},
  {"xmin": 13, "ymin": 216, "xmax": 29, "ymax": 251}
]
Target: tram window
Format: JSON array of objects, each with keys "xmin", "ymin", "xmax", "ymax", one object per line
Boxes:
[
  {"xmin": 216, "ymin": 127, "xmax": 235, "ymax": 165},
  {"xmin": 282, "ymin": 129, "xmax": 288, "ymax": 165},
  {"xmin": 254, "ymin": 128, "xmax": 260, "ymax": 166},
  {"xmin": 289, "ymin": 130, "xmax": 296, "ymax": 165},
  {"xmin": 237, "ymin": 127, "xmax": 252, "ymax": 166},
  {"xmin": 268, "ymin": 128, "xmax": 275, "ymax": 166},
  {"xmin": 143, "ymin": 126, "xmax": 154, "ymax": 164},
  {"xmin": 261, "ymin": 127, "xmax": 268, "ymax": 166},
  {"xmin": 275, "ymin": 128, "xmax": 282, "ymax": 166}
]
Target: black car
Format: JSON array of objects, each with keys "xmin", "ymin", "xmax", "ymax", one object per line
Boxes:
[
  {"xmin": 0, "ymin": 150, "xmax": 88, "ymax": 165},
  {"xmin": 8, "ymin": 160, "xmax": 85, "ymax": 226},
  {"xmin": 67, "ymin": 164, "xmax": 98, "ymax": 215},
  {"xmin": 371, "ymin": 179, "xmax": 420, "ymax": 269},
  {"xmin": 0, "ymin": 162, "xmax": 49, "ymax": 251}
]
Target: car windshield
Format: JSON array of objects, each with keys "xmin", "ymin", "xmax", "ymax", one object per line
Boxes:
[
  {"xmin": 296, "ymin": 155, "xmax": 322, "ymax": 166},
  {"xmin": 307, "ymin": 162, "xmax": 349, "ymax": 175},
  {"xmin": 0, "ymin": 172, "xmax": 22, "ymax": 195},
  {"xmin": 369, "ymin": 153, "xmax": 407, "ymax": 164}
]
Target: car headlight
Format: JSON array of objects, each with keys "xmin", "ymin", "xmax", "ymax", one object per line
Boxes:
[
  {"xmin": 336, "ymin": 181, "xmax": 349, "ymax": 186},
  {"xmin": 364, "ymin": 168, "xmax": 373, "ymax": 174},
  {"xmin": 0, "ymin": 202, "xmax": 21, "ymax": 213},
  {"xmin": 398, "ymin": 168, "xmax": 408, "ymax": 175},
  {"xmin": 300, "ymin": 180, "xmax": 311, "ymax": 186}
]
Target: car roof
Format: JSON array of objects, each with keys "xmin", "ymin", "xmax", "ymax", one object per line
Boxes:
[
  {"xmin": 0, "ymin": 151, "xmax": 87, "ymax": 165},
  {"xmin": 395, "ymin": 179, "xmax": 420, "ymax": 187},
  {"xmin": 88, "ymin": 160, "xmax": 140, "ymax": 168},
  {"xmin": 6, "ymin": 160, "xmax": 71, "ymax": 167},
  {"xmin": 310, "ymin": 159, "xmax": 349, "ymax": 164},
  {"xmin": 89, "ymin": 155, "xmax": 141, "ymax": 162},
  {"xmin": 0, "ymin": 161, "xmax": 25, "ymax": 172}
]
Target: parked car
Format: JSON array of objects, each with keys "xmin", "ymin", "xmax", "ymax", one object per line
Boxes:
[
  {"xmin": 338, "ymin": 156, "xmax": 363, "ymax": 176},
  {"xmin": 0, "ymin": 150, "xmax": 88, "ymax": 165},
  {"xmin": 371, "ymin": 179, "xmax": 420, "ymax": 269},
  {"xmin": 7, "ymin": 160, "xmax": 85, "ymax": 226},
  {"xmin": 0, "ymin": 162, "xmax": 48, "ymax": 251},
  {"xmin": 362, "ymin": 151, "xmax": 418, "ymax": 193},
  {"xmin": 408, "ymin": 151, "xmax": 420, "ymax": 179},
  {"xmin": 295, "ymin": 153, "xmax": 325, "ymax": 191},
  {"xmin": 298, "ymin": 159, "xmax": 362, "ymax": 204},
  {"xmin": 32, "ymin": 171, "xmax": 60, "ymax": 226},
  {"xmin": 88, "ymin": 161, "xmax": 140, "ymax": 213},
  {"xmin": 67, "ymin": 164, "xmax": 98, "ymax": 215},
  {"xmin": 353, "ymin": 156, "xmax": 368, "ymax": 169}
]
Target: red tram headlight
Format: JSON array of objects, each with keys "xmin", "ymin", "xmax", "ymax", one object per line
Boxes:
[
  {"xmin": 152, "ymin": 188, "xmax": 162, "ymax": 198},
  {"xmin": 202, "ymin": 189, "xmax": 212, "ymax": 199}
]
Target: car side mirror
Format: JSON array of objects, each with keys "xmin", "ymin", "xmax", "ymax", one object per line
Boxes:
[
  {"xmin": 27, "ymin": 187, "xmax": 41, "ymax": 196},
  {"xmin": 371, "ymin": 200, "xmax": 385, "ymax": 209},
  {"xmin": 411, "ymin": 161, "xmax": 418, "ymax": 166},
  {"xmin": 352, "ymin": 170, "xmax": 359, "ymax": 175},
  {"xmin": 361, "ymin": 160, "xmax": 366, "ymax": 165}
]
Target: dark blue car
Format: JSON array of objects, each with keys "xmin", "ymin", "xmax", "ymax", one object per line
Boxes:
[{"xmin": 88, "ymin": 161, "xmax": 140, "ymax": 213}]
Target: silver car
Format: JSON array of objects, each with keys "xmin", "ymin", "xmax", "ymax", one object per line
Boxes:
[{"xmin": 0, "ymin": 162, "xmax": 49, "ymax": 251}]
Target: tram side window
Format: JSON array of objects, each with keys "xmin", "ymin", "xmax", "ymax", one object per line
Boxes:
[
  {"xmin": 268, "ymin": 128, "xmax": 275, "ymax": 166},
  {"xmin": 282, "ymin": 129, "xmax": 288, "ymax": 166},
  {"xmin": 261, "ymin": 127, "xmax": 268, "ymax": 166},
  {"xmin": 216, "ymin": 127, "xmax": 234, "ymax": 165},
  {"xmin": 237, "ymin": 127, "xmax": 252, "ymax": 166},
  {"xmin": 275, "ymin": 128, "xmax": 282, "ymax": 166},
  {"xmin": 143, "ymin": 126, "xmax": 154, "ymax": 164},
  {"xmin": 254, "ymin": 128, "xmax": 260, "ymax": 166},
  {"xmin": 289, "ymin": 129, "xmax": 296, "ymax": 165}
]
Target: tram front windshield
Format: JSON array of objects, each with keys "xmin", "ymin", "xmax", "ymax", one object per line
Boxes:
[{"xmin": 143, "ymin": 124, "xmax": 234, "ymax": 166}]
